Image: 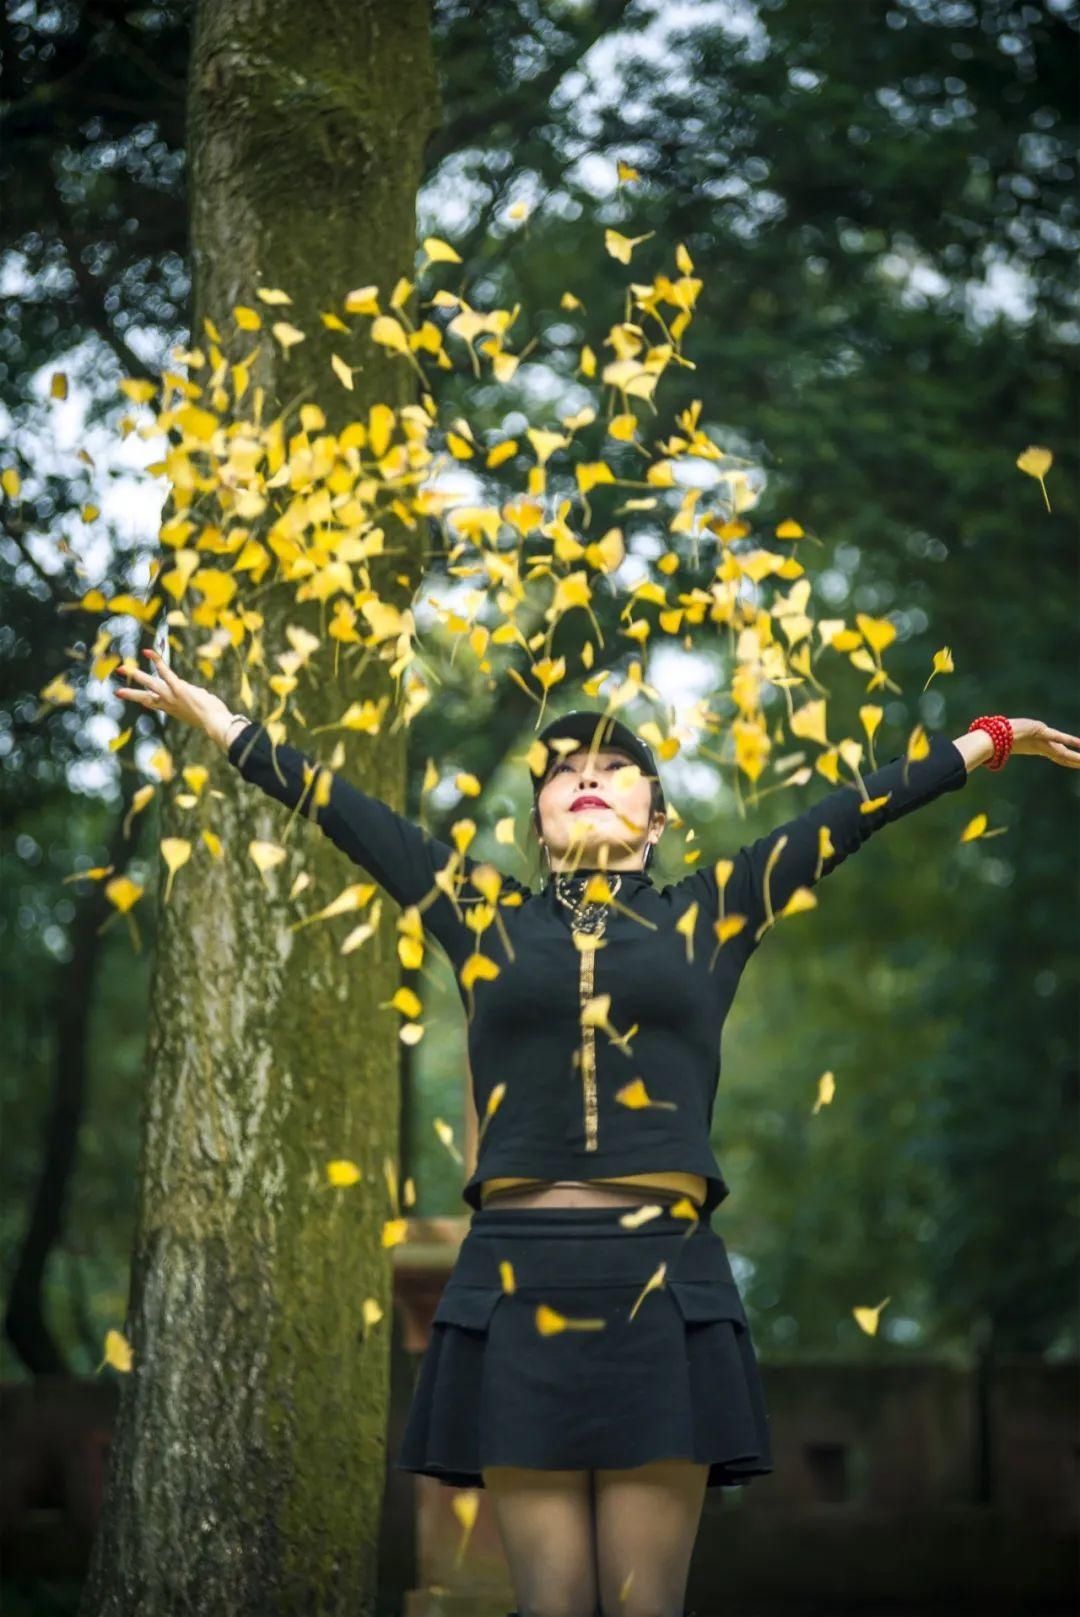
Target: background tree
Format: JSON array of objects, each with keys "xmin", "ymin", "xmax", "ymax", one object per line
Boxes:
[
  {"xmin": 71, "ymin": 4, "xmax": 441, "ymax": 1615},
  {"xmin": 1, "ymin": 0, "xmax": 1075, "ymax": 1471}
]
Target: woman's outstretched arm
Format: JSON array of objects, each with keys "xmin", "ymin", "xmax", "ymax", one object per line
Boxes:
[
  {"xmin": 114, "ymin": 648, "xmax": 530, "ymax": 953},
  {"xmin": 720, "ymin": 717, "xmax": 1080, "ymax": 963},
  {"xmin": 724, "ymin": 731, "xmax": 969, "ymax": 958}
]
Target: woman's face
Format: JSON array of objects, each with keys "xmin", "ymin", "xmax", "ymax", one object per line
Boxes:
[{"xmin": 535, "ymin": 745, "xmax": 662, "ymax": 871}]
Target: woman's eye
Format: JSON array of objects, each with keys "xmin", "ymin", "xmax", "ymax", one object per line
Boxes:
[{"xmin": 554, "ymin": 759, "xmax": 623, "ymax": 773}]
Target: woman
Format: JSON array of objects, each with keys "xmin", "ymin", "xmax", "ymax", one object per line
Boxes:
[{"xmin": 117, "ymin": 647, "xmax": 1078, "ymax": 1617}]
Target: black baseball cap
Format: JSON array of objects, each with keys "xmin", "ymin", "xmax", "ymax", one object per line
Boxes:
[{"xmin": 529, "ymin": 710, "xmax": 665, "ymax": 811}]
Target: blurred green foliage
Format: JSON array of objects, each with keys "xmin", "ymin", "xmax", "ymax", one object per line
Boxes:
[{"xmin": 2, "ymin": 0, "xmax": 1076, "ymax": 1388}]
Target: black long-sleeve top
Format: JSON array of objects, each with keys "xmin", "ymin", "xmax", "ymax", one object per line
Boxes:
[{"xmin": 227, "ymin": 720, "xmax": 970, "ymax": 1214}]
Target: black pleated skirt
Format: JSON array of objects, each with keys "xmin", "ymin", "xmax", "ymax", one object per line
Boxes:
[{"xmin": 395, "ymin": 1203, "xmax": 774, "ymax": 1489}]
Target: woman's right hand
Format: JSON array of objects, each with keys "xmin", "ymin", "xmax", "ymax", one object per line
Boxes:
[{"xmin": 114, "ymin": 647, "xmax": 247, "ymax": 754}]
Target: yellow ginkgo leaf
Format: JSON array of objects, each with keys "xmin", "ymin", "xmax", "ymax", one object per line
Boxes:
[
  {"xmin": 422, "ymin": 235, "xmax": 462, "ymax": 264},
  {"xmin": 534, "ymin": 1303, "xmax": 606, "ymax": 1336},
  {"xmin": 852, "ymin": 1298, "xmax": 891, "ymax": 1337},
  {"xmin": 51, "ymin": 371, "xmax": 69, "ymax": 400},
  {"xmin": 271, "ymin": 321, "xmax": 305, "ymax": 349},
  {"xmin": 859, "ymin": 705, "xmax": 883, "ymax": 744},
  {"xmin": 160, "ymin": 837, "xmax": 191, "ymax": 903},
  {"xmin": 961, "ymin": 813, "xmax": 988, "ymax": 842},
  {"xmin": 249, "ymin": 840, "xmax": 287, "ymax": 877},
  {"xmin": 812, "ymin": 1070, "xmax": 836, "ymax": 1114},
  {"xmin": 256, "ymin": 287, "xmax": 292, "ymax": 305},
  {"xmin": 361, "ymin": 1298, "xmax": 384, "ymax": 1332},
  {"xmin": 604, "ymin": 228, "xmax": 655, "ymax": 264},
  {"xmin": 460, "ymin": 952, "xmax": 500, "ymax": 990},
  {"xmin": 452, "ymin": 1489, "xmax": 479, "ymax": 1532},
  {"xmin": 330, "ymin": 353, "xmax": 354, "ymax": 390},
  {"xmin": 100, "ymin": 1328, "xmax": 133, "ymax": 1373},
  {"xmin": 344, "ymin": 284, "xmax": 380, "ymax": 314},
  {"xmin": 381, "ymin": 1219, "xmax": 408, "ymax": 1248},
  {"xmin": 628, "ymin": 1261, "xmax": 668, "ymax": 1321},
  {"xmin": 499, "ymin": 1260, "xmax": 516, "ymax": 1293},
  {"xmin": 105, "ymin": 875, "xmax": 143, "ymax": 914},
  {"xmin": 371, "ymin": 315, "xmax": 410, "ymax": 355},
  {"xmin": 434, "ymin": 1118, "xmax": 464, "ymax": 1164},
  {"xmin": 618, "ymin": 1204, "xmax": 665, "ymax": 1229},
  {"xmin": 614, "ymin": 1078, "xmax": 677, "ymax": 1112},
  {"xmin": 854, "ymin": 613, "xmax": 897, "ymax": 657},
  {"xmin": 388, "ymin": 985, "xmax": 422, "ymax": 1019},
  {"xmin": 40, "ymin": 673, "xmax": 77, "ymax": 706},
  {"xmin": 779, "ymin": 887, "xmax": 817, "ymax": 917},
  {"xmin": 1, "ymin": 467, "xmax": 21, "ymax": 498},
  {"xmin": 1016, "ymin": 445, "xmax": 1052, "ymax": 511},
  {"xmin": 326, "ymin": 1159, "xmax": 363, "ymax": 1187}
]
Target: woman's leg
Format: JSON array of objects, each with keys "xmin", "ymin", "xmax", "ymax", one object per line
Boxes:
[
  {"xmin": 592, "ymin": 1460, "xmax": 709, "ymax": 1617},
  {"xmin": 483, "ymin": 1465, "xmax": 599, "ymax": 1617}
]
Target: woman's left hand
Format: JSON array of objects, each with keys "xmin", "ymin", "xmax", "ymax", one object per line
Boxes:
[{"xmin": 1010, "ymin": 718, "xmax": 1080, "ymax": 767}]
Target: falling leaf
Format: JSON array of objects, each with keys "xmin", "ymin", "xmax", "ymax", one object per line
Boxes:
[
  {"xmin": 326, "ymin": 1159, "xmax": 363, "ymax": 1187},
  {"xmin": 344, "ymin": 285, "xmax": 380, "ymax": 315},
  {"xmin": 160, "ymin": 837, "xmax": 191, "ymax": 903},
  {"xmin": 961, "ymin": 813, "xmax": 988, "ymax": 842},
  {"xmin": 271, "ymin": 321, "xmax": 306, "ymax": 350},
  {"xmin": 105, "ymin": 875, "xmax": 143, "ymax": 914},
  {"xmin": 812, "ymin": 1070, "xmax": 836, "ymax": 1113},
  {"xmin": 614, "ymin": 1077, "xmax": 677, "ymax": 1112},
  {"xmin": 1, "ymin": 468, "xmax": 20, "ymax": 498},
  {"xmin": 434, "ymin": 1118, "xmax": 464, "ymax": 1164},
  {"xmin": 50, "ymin": 371, "xmax": 69, "ymax": 400},
  {"xmin": 330, "ymin": 353, "xmax": 354, "ymax": 390},
  {"xmin": 40, "ymin": 673, "xmax": 77, "ymax": 706},
  {"xmin": 256, "ymin": 287, "xmax": 292, "ymax": 305},
  {"xmin": 422, "ymin": 236, "xmax": 462, "ymax": 264},
  {"xmin": 371, "ymin": 315, "xmax": 410, "ymax": 355},
  {"xmin": 382, "ymin": 1219, "xmax": 408, "ymax": 1248},
  {"xmin": 853, "ymin": 1298, "xmax": 891, "ymax": 1336},
  {"xmin": 452, "ymin": 1489, "xmax": 480, "ymax": 1568},
  {"xmin": 361, "ymin": 1298, "xmax": 384, "ymax": 1333},
  {"xmin": 628, "ymin": 1261, "xmax": 668, "ymax": 1321},
  {"xmin": 618, "ymin": 1204, "xmax": 665, "ymax": 1229},
  {"xmin": 534, "ymin": 1304, "xmax": 606, "ymax": 1336},
  {"xmin": 604, "ymin": 228, "xmax": 656, "ymax": 264},
  {"xmin": 99, "ymin": 1328, "xmax": 133, "ymax": 1373},
  {"xmin": 249, "ymin": 840, "xmax": 287, "ymax": 877},
  {"xmin": 1016, "ymin": 445, "xmax": 1052, "ymax": 511}
]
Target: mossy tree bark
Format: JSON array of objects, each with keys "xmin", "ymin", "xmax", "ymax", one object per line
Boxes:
[{"xmin": 80, "ymin": 4, "xmax": 440, "ymax": 1614}]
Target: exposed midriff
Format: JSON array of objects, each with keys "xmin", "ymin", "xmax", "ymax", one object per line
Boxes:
[{"xmin": 480, "ymin": 1171, "xmax": 708, "ymax": 1207}]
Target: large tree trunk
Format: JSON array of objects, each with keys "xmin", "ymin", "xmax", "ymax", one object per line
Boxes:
[{"xmin": 80, "ymin": 5, "xmax": 440, "ymax": 1614}]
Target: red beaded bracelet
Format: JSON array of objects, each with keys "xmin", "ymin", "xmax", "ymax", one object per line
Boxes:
[{"xmin": 967, "ymin": 714, "xmax": 1013, "ymax": 770}]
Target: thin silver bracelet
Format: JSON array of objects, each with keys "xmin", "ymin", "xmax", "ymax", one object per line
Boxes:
[{"xmin": 224, "ymin": 712, "xmax": 252, "ymax": 745}]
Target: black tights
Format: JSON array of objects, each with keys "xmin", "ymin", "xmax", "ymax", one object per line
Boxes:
[{"xmin": 483, "ymin": 1460, "xmax": 708, "ymax": 1617}]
